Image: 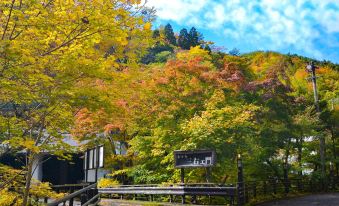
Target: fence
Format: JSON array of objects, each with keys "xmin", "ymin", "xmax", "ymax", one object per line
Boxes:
[
  {"xmin": 42, "ymin": 176, "xmax": 338, "ymax": 206},
  {"xmin": 243, "ymin": 177, "xmax": 339, "ymax": 204},
  {"xmin": 99, "ymin": 183, "xmax": 237, "ymax": 205},
  {"xmin": 46, "ymin": 183, "xmax": 98, "ymax": 206}
]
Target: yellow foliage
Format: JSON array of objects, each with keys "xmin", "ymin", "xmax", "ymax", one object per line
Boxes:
[
  {"xmin": 0, "ymin": 180, "xmax": 63, "ymax": 205},
  {"xmin": 30, "ymin": 180, "xmax": 65, "ymax": 199},
  {"xmin": 317, "ymin": 66, "xmax": 330, "ymax": 74},
  {"xmin": 144, "ymin": 22, "xmax": 152, "ymax": 30},
  {"xmin": 97, "ymin": 178, "xmax": 120, "ymax": 188},
  {"xmin": 0, "ymin": 0, "xmax": 152, "ymax": 201},
  {"xmin": 294, "ymin": 69, "xmax": 307, "ymax": 80},
  {"xmin": 0, "ymin": 189, "xmax": 21, "ymax": 206},
  {"xmin": 177, "ymin": 46, "xmax": 211, "ymax": 61}
]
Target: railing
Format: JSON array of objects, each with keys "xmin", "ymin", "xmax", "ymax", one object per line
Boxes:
[
  {"xmin": 98, "ymin": 183, "xmax": 237, "ymax": 205},
  {"xmin": 243, "ymin": 177, "xmax": 339, "ymax": 204},
  {"xmin": 47, "ymin": 183, "xmax": 98, "ymax": 206},
  {"xmin": 30, "ymin": 177, "xmax": 338, "ymax": 205},
  {"xmin": 97, "ymin": 177, "xmax": 339, "ymax": 205}
]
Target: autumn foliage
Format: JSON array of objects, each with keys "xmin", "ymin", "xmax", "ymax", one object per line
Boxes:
[{"xmin": 0, "ymin": 1, "xmax": 338, "ymax": 204}]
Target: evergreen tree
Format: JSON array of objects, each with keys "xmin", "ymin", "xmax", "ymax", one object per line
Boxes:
[
  {"xmin": 152, "ymin": 29, "xmax": 160, "ymax": 38},
  {"xmin": 164, "ymin": 23, "xmax": 177, "ymax": 45},
  {"xmin": 178, "ymin": 28, "xmax": 190, "ymax": 50},
  {"xmin": 189, "ymin": 27, "xmax": 200, "ymax": 47},
  {"xmin": 204, "ymin": 44, "xmax": 212, "ymax": 53}
]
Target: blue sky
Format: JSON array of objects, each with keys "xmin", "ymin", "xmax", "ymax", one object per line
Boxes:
[{"xmin": 146, "ymin": 0, "xmax": 339, "ymax": 63}]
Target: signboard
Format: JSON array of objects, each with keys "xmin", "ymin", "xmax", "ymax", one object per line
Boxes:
[{"xmin": 174, "ymin": 150, "xmax": 216, "ymax": 168}]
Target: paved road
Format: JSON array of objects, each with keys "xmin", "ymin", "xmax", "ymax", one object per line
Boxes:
[{"xmin": 259, "ymin": 193, "xmax": 339, "ymax": 206}]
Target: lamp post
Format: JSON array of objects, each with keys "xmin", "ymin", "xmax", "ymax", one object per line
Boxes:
[
  {"xmin": 237, "ymin": 154, "xmax": 245, "ymax": 206},
  {"xmin": 306, "ymin": 62, "xmax": 320, "ymax": 112},
  {"xmin": 306, "ymin": 62, "xmax": 325, "ymax": 180}
]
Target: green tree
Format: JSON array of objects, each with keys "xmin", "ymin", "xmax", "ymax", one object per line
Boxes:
[
  {"xmin": 164, "ymin": 23, "xmax": 177, "ymax": 45},
  {"xmin": 178, "ymin": 28, "xmax": 190, "ymax": 50},
  {"xmin": 126, "ymin": 50, "xmax": 338, "ymax": 187},
  {"xmin": 188, "ymin": 27, "xmax": 201, "ymax": 47},
  {"xmin": 204, "ymin": 44, "xmax": 212, "ymax": 53},
  {"xmin": 0, "ymin": 0, "xmax": 152, "ymax": 205},
  {"xmin": 152, "ymin": 29, "xmax": 161, "ymax": 39}
]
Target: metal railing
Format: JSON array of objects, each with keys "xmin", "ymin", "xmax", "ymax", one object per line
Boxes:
[
  {"xmin": 243, "ymin": 177, "xmax": 339, "ymax": 204},
  {"xmin": 47, "ymin": 183, "xmax": 98, "ymax": 206},
  {"xmin": 98, "ymin": 183, "xmax": 237, "ymax": 205},
  {"xmin": 27, "ymin": 177, "xmax": 339, "ymax": 205}
]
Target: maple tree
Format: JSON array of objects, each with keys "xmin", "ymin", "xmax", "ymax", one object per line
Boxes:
[
  {"xmin": 0, "ymin": 0, "xmax": 153, "ymax": 205},
  {"xmin": 116, "ymin": 49, "xmax": 338, "ymax": 185},
  {"xmin": 0, "ymin": 0, "xmax": 337, "ymax": 204}
]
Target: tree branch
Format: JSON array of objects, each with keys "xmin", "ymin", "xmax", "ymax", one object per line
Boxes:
[
  {"xmin": 1, "ymin": 0, "xmax": 16, "ymax": 40},
  {"xmin": 40, "ymin": 27, "xmax": 89, "ymax": 56},
  {"xmin": 9, "ymin": 23, "xmax": 17, "ymax": 40}
]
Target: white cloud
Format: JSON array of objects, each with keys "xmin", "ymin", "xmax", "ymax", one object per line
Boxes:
[
  {"xmin": 146, "ymin": 0, "xmax": 339, "ymax": 60},
  {"xmin": 146, "ymin": 0, "xmax": 208, "ymax": 22}
]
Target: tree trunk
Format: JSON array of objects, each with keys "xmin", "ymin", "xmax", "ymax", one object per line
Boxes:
[
  {"xmin": 319, "ymin": 135, "xmax": 326, "ymax": 178},
  {"xmin": 330, "ymin": 127, "xmax": 338, "ymax": 177},
  {"xmin": 297, "ymin": 137, "xmax": 303, "ymax": 177},
  {"xmin": 107, "ymin": 135, "xmax": 117, "ymax": 155},
  {"xmin": 283, "ymin": 138, "xmax": 291, "ymax": 194},
  {"xmin": 266, "ymin": 160, "xmax": 281, "ymax": 180},
  {"xmin": 22, "ymin": 153, "xmax": 35, "ymax": 206}
]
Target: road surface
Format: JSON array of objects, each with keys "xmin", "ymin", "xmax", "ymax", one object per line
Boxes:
[{"xmin": 259, "ymin": 193, "xmax": 339, "ymax": 206}]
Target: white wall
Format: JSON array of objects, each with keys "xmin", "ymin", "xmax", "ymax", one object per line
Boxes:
[{"xmin": 31, "ymin": 154, "xmax": 44, "ymax": 181}]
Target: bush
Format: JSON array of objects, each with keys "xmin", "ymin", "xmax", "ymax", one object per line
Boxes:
[
  {"xmin": 155, "ymin": 51, "xmax": 173, "ymax": 63},
  {"xmin": 98, "ymin": 178, "xmax": 120, "ymax": 188}
]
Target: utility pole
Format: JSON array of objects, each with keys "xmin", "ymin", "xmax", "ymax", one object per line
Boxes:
[
  {"xmin": 237, "ymin": 154, "xmax": 245, "ymax": 206},
  {"xmin": 306, "ymin": 62, "xmax": 325, "ymax": 179}
]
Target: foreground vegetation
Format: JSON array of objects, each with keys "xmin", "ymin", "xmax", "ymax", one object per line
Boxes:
[{"xmin": 0, "ymin": 0, "xmax": 338, "ymax": 205}]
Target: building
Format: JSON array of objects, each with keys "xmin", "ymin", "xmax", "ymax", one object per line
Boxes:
[{"xmin": 0, "ymin": 136, "xmax": 127, "ymax": 185}]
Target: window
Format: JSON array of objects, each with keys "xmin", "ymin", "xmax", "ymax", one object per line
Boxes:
[
  {"xmin": 84, "ymin": 152, "xmax": 87, "ymax": 169},
  {"xmin": 89, "ymin": 149, "xmax": 93, "ymax": 169},
  {"xmin": 99, "ymin": 146, "xmax": 104, "ymax": 168},
  {"xmin": 85, "ymin": 146, "xmax": 104, "ymax": 170},
  {"xmin": 93, "ymin": 148, "xmax": 97, "ymax": 168}
]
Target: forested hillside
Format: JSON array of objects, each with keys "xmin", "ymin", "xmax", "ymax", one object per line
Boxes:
[
  {"xmin": 75, "ymin": 25, "xmax": 339, "ymax": 185},
  {"xmin": 0, "ymin": 1, "xmax": 338, "ymax": 205}
]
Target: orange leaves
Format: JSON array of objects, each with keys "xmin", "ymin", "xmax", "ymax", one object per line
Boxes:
[
  {"xmin": 95, "ymin": 79, "xmax": 108, "ymax": 90},
  {"xmin": 104, "ymin": 123, "xmax": 124, "ymax": 135},
  {"xmin": 162, "ymin": 58, "xmax": 210, "ymax": 81},
  {"xmin": 151, "ymin": 49, "xmax": 247, "ymax": 94},
  {"xmin": 294, "ymin": 69, "xmax": 308, "ymax": 80},
  {"xmin": 217, "ymin": 61, "xmax": 246, "ymax": 91},
  {"xmin": 116, "ymin": 99, "xmax": 128, "ymax": 108},
  {"xmin": 142, "ymin": 55, "xmax": 214, "ymax": 120},
  {"xmin": 73, "ymin": 108, "xmax": 98, "ymax": 138},
  {"xmin": 199, "ymin": 71, "xmax": 218, "ymax": 83},
  {"xmin": 73, "ymin": 108, "xmax": 109, "ymax": 136},
  {"xmin": 143, "ymin": 22, "xmax": 152, "ymax": 31},
  {"xmin": 104, "ymin": 124, "xmax": 115, "ymax": 134},
  {"xmin": 189, "ymin": 77, "xmax": 200, "ymax": 87},
  {"xmin": 317, "ymin": 66, "xmax": 331, "ymax": 75},
  {"xmin": 73, "ymin": 104, "xmax": 128, "ymax": 140},
  {"xmin": 156, "ymin": 77, "xmax": 169, "ymax": 85},
  {"xmin": 159, "ymin": 58, "xmax": 211, "ymax": 92}
]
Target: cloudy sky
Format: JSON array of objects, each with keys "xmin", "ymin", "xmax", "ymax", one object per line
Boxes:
[{"xmin": 146, "ymin": 0, "xmax": 339, "ymax": 63}]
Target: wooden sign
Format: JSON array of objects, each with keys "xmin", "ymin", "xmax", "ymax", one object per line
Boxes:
[{"xmin": 174, "ymin": 150, "xmax": 216, "ymax": 168}]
